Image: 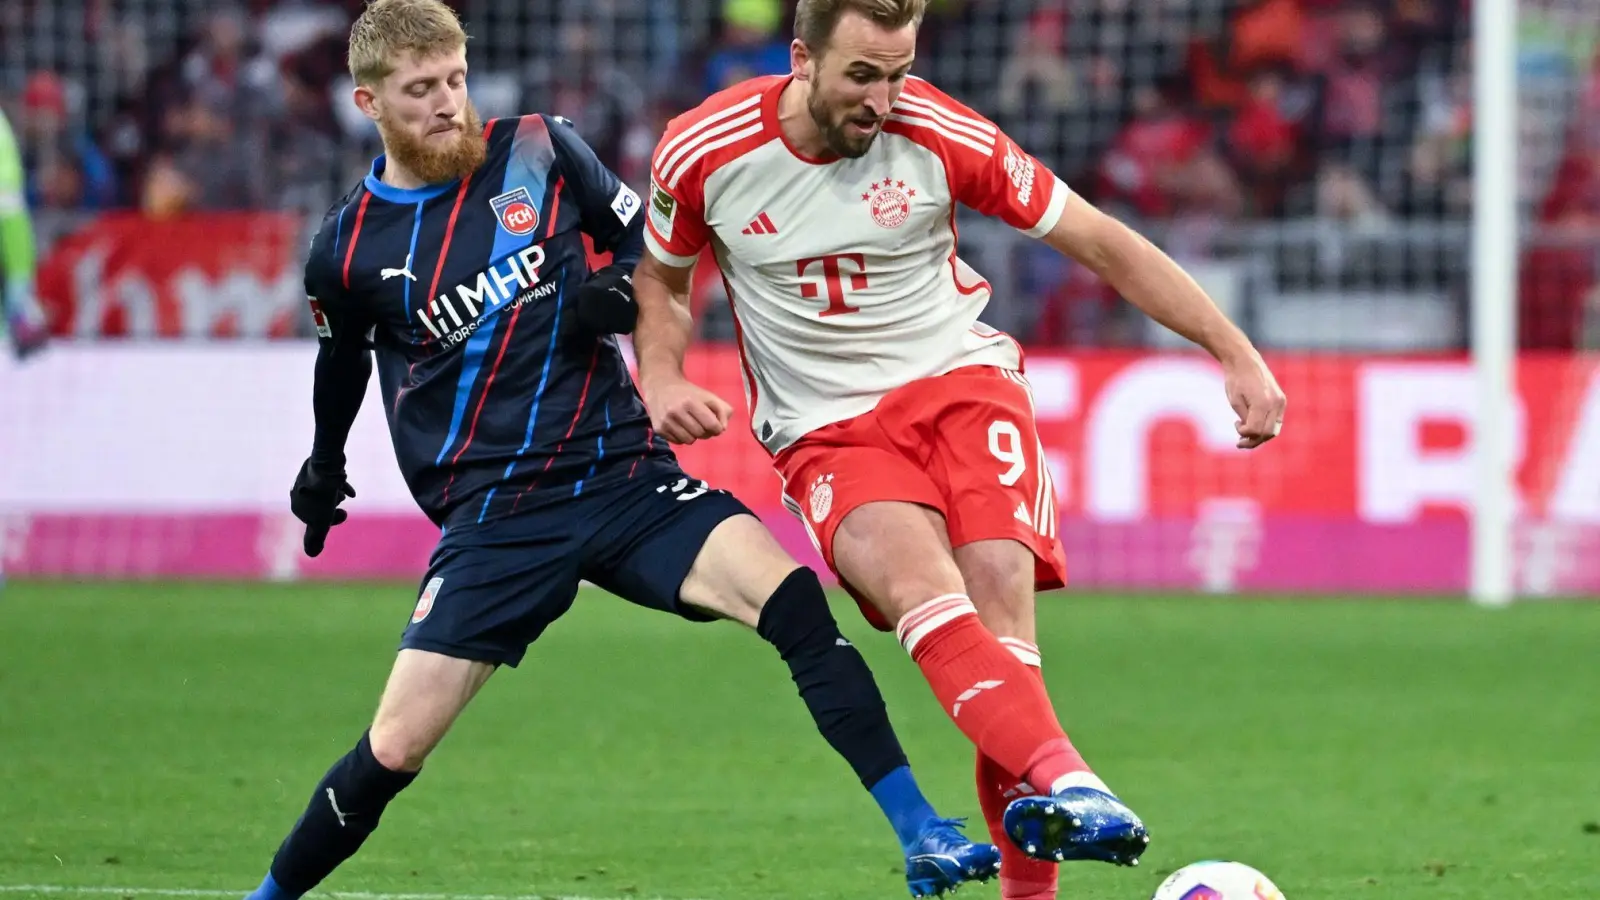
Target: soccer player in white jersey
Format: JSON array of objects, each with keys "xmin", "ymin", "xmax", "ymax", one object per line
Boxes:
[{"xmin": 631, "ymin": 2, "xmax": 1287, "ymax": 897}]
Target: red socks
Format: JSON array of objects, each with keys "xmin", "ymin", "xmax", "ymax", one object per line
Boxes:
[
  {"xmin": 976, "ymin": 639, "xmax": 1057, "ymax": 900},
  {"xmin": 895, "ymin": 595, "xmax": 1090, "ymax": 793}
]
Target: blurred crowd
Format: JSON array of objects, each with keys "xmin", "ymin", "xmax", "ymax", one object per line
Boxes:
[
  {"xmin": 2, "ymin": 0, "xmax": 1598, "ymax": 346},
  {"xmin": 0, "ymin": 0, "xmax": 1520, "ymax": 219}
]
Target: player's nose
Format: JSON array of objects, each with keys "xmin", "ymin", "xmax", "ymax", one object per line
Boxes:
[{"xmin": 863, "ymin": 83, "xmax": 892, "ymax": 117}]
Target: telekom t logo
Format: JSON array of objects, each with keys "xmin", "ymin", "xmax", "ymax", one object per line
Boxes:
[{"xmin": 797, "ymin": 253, "xmax": 868, "ymax": 317}]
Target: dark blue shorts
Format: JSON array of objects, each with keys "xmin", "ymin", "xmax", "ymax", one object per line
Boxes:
[{"xmin": 399, "ymin": 459, "xmax": 753, "ymax": 666}]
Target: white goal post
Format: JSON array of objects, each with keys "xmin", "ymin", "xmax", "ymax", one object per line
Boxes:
[{"xmin": 1471, "ymin": 0, "xmax": 1519, "ymax": 606}]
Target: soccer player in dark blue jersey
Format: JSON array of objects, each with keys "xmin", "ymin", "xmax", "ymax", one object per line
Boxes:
[{"xmin": 242, "ymin": 2, "xmax": 999, "ymax": 898}]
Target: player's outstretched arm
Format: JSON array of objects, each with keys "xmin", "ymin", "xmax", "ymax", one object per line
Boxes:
[
  {"xmin": 906, "ymin": 75, "xmax": 1283, "ymax": 448},
  {"xmin": 632, "ymin": 251, "xmax": 732, "ymax": 444},
  {"xmin": 1043, "ymin": 193, "xmax": 1287, "ymax": 449}
]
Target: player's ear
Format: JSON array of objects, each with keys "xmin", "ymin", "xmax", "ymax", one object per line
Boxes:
[
  {"xmin": 352, "ymin": 82, "xmax": 381, "ymax": 122},
  {"xmin": 791, "ymin": 38, "xmax": 812, "ymax": 80}
]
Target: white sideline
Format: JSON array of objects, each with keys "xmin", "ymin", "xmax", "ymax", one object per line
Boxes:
[{"xmin": 0, "ymin": 886, "xmax": 707, "ymax": 900}]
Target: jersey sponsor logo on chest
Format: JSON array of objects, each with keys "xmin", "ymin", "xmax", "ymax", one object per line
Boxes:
[{"xmin": 416, "ymin": 244, "xmax": 555, "ymax": 347}]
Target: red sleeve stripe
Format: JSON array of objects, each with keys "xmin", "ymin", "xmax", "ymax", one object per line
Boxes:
[
  {"xmin": 887, "ymin": 112, "xmax": 995, "ymax": 156},
  {"xmin": 340, "ymin": 191, "xmax": 371, "ymax": 289},
  {"xmin": 895, "ymin": 93, "xmax": 996, "ymax": 137},
  {"xmin": 896, "ymin": 96, "xmax": 992, "ymax": 143},
  {"xmin": 660, "ymin": 116, "xmax": 765, "ymax": 188},
  {"xmin": 653, "ymin": 93, "xmax": 764, "ymax": 174},
  {"xmin": 893, "ymin": 97, "xmax": 996, "ymax": 145}
]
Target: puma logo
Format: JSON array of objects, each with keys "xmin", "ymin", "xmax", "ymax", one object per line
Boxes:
[
  {"xmin": 325, "ymin": 787, "xmax": 353, "ymax": 826},
  {"xmin": 381, "ymin": 253, "xmax": 417, "ymax": 282}
]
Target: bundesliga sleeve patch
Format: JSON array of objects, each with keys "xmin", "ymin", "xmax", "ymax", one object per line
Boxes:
[
  {"xmin": 307, "ymin": 297, "xmax": 333, "ymax": 338},
  {"xmin": 649, "ymin": 179, "xmax": 676, "ymax": 242},
  {"xmin": 611, "ymin": 182, "xmax": 641, "ymax": 226}
]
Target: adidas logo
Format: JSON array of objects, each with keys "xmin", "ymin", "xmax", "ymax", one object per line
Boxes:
[
  {"xmin": 1015, "ymin": 502, "xmax": 1033, "ymax": 527},
  {"xmin": 1001, "ymin": 782, "xmax": 1036, "ymax": 800},
  {"xmin": 741, "ymin": 212, "xmax": 778, "ymax": 235}
]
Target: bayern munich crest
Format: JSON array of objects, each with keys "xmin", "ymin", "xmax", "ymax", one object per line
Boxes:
[
  {"xmin": 809, "ymin": 473, "xmax": 835, "ymax": 523},
  {"xmin": 863, "ymin": 178, "xmax": 915, "ymax": 229}
]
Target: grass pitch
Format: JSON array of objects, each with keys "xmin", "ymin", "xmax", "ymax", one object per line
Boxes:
[{"xmin": 1, "ymin": 582, "xmax": 1596, "ymax": 899}]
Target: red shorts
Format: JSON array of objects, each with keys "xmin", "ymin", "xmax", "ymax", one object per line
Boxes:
[{"xmin": 774, "ymin": 366, "xmax": 1067, "ymax": 631}]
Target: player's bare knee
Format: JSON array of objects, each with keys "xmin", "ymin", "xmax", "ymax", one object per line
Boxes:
[
  {"xmin": 366, "ymin": 651, "xmax": 492, "ymax": 772},
  {"xmin": 680, "ymin": 514, "xmax": 799, "ymax": 629},
  {"xmin": 880, "ymin": 570, "xmax": 969, "ymax": 623},
  {"xmin": 855, "ymin": 552, "xmax": 967, "ymax": 623},
  {"xmin": 366, "ymin": 721, "xmax": 437, "ymax": 772},
  {"xmin": 954, "ymin": 539, "xmax": 1036, "ymax": 637},
  {"xmin": 833, "ymin": 502, "xmax": 966, "ymax": 621},
  {"xmin": 687, "ymin": 584, "xmax": 765, "ymax": 628}
]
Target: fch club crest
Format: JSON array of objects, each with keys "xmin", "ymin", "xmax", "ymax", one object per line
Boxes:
[{"xmin": 491, "ymin": 186, "xmax": 540, "ymax": 235}]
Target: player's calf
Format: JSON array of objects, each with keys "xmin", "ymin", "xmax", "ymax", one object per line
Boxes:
[
  {"xmin": 974, "ymin": 641, "xmax": 1057, "ymax": 900},
  {"xmin": 245, "ymin": 730, "xmax": 417, "ymax": 900},
  {"xmin": 683, "ymin": 517, "xmax": 918, "ymax": 805},
  {"xmin": 833, "ymin": 503, "xmax": 1091, "ymax": 794},
  {"xmin": 680, "ymin": 515, "xmax": 997, "ymax": 893},
  {"xmin": 754, "ymin": 567, "xmax": 1000, "ymax": 896},
  {"xmin": 244, "ymin": 651, "xmax": 495, "ymax": 900}
]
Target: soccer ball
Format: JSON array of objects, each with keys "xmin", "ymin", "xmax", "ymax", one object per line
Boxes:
[{"xmin": 1150, "ymin": 860, "xmax": 1285, "ymax": 900}]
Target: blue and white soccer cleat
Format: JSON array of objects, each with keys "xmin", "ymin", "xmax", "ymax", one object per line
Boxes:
[
  {"xmin": 904, "ymin": 817, "xmax": 1002, "ymax": 897},
  {"xmin": 1002, "ymin": 787, "xmax": 1150, "ymax": 867}
]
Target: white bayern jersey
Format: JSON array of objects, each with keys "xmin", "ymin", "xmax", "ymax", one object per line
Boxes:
[{"xmin": 643, "ymin": 75, "xmax": 1070, "ymax": 454}]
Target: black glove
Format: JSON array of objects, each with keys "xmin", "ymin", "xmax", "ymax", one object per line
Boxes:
[
  {"xmin": 290, "ymin": 459, "xmax": 355, "ymax": 557},
  {"xmin": 570, "ymin": 265, "xmax": 637, "ymax": 340}
]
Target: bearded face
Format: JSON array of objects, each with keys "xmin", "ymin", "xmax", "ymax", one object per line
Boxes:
[
  {"xmin": 376, "ymin": 95, "xmax": 486, "ymax": 184},
  {"xmin": 798, "ymin": 13, "xmax": 918, "ymax": 159},
  {"xmin": 361, "ymin": 47, "xmax": 487, "ymax": 184}
]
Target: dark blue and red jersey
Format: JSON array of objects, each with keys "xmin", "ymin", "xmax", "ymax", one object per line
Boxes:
[{"xmin": 304, "ymin": 114, "xmax": 671, "ymax": 528}]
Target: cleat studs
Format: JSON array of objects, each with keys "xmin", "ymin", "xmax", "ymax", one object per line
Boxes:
[
  {"xmin": 1026, "ymin": 843, "xmax": 1038, "ymax": 854},
  {"xmin": 1043, "ymin": 803, "xmax": 1057, "ymax": 815},
  {"xmin": 1071, "ymin": 817, "xmax": 1083, "ymax": 828}
]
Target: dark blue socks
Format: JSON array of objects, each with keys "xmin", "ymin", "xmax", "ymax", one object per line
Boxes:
[
  {"xmin": 870, "ymin": 765, "xmax": 942, "ymax": 852},
  {"xmin": 246, "ymin": 731, "xmax": 417, "ymax": 899},
  {"xmin": 755, "ymin": 567, "xmax": 936, "ymax": 851}
]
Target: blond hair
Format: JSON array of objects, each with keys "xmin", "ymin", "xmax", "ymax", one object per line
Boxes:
[
  {"xmin": 794, "ymin": 0, "xmax": 926, "ymax": 55},
  {"xmin": 347, "ymin": 0, "xmax": 468, "ymax": 86}
]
